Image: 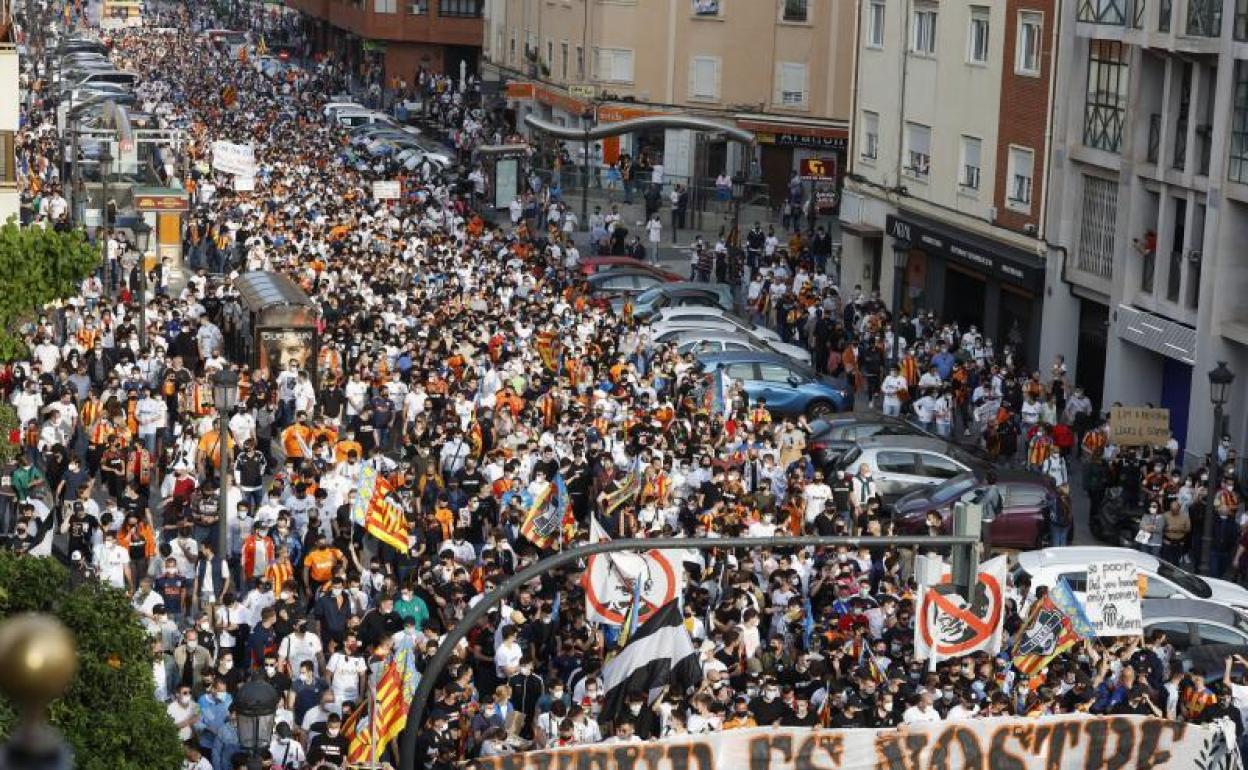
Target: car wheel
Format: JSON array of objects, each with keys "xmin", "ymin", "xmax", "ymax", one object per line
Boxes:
[{"xmin": 806, "ymin": 401, "xmax": 834, "ymax": 420}]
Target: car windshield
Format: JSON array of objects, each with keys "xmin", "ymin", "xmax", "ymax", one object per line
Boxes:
[
  {"xmin": 931, "ymin": 478, "xmax": 977, "ymax": 504},
  {"xmin": 635, "ymin": 287, "xmax": 662, "ymax": 306},
  {"xmin": 1155, "ymin": 558, "xmax": 1213, "ymax": 598}
]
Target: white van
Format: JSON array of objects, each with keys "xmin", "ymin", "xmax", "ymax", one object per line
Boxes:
[{"xmin": 334, "ymin": 109, "xmax": 396, "ymax": 129}]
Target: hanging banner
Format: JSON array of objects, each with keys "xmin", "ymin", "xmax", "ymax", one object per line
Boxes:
[
  {"xmin": 915, "ymin": 555, "xmax": 1007, "ymax": 662},
  {"xmin": 477, "ymin": 718, "xmax": 1237, "ymax": 770},
  {"xmin": 1084, "ymin": 560, "xmax": 1143, "ymax": 637},
  {"xmin": 211, "ymin": 140, "xmax": 257, "ymax": 176}
]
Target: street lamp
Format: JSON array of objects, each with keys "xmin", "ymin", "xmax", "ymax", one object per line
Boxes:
[
  {"xmin": 580, "ymin": 105, "xmax": 595, "ymax": 232},
  {"xmin": 98, "ymin": 144, "xmax": 113, "ymax": 229},
  {"xmin": 131, "ymin": 220, "xmax": 152, "ymax": 349},
  {"xmin": 890, "ymin": 242, "xmax": 910, "ymax": 366},
  {"xmin": 212, "ymin": 368, "xmax": 240, "ymax": 559},
  {"xmin": 1203, "ymin": 361, "xmax": 1236, "ymax": 572},
  {"xmin": 234, "ymin": 678, "xmax": 281, "ymax": 760}
]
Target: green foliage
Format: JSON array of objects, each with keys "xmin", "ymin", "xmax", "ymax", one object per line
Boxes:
[
  {"xmin": 0, "ymin": 553, "xmax": 184, "ymax": 770},
  {"xmin": 0, "ymin": 220, "xmax": 101, "ymax": 362},
  {"xmin": 0, "ymin": 404, "xmax": 17, "ymax": 466}
]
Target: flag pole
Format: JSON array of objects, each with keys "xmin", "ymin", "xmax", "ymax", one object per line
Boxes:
[{"xmin": 369, "ymin": 668, "xmax": 379, "ymax": 769}]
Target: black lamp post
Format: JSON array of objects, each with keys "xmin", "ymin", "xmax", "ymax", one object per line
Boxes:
[
  {"xmin": 212, "ymin": 368, "xmax": 240, "ymax": 559},
  {"xmin": 580, "ymin": 105, "xmax": 595, "ymax": 232},
  {"xmin": 1203, "ymin": 361, "xmax": 1236, "ymax": 572},
  {"xmin": 890, "ymin": 241, "xmax": 910, "ymax": 366},
  {"xmin": 131, "ymin": 219, "xmax": 152, "ymax": 350},
  {"xmin": 99, "ymin": 144, "xmax": 113, "ymax": 229},
  {"xmin": 234, "ymin": 678, "xmax": 281, "ymax": 764}
]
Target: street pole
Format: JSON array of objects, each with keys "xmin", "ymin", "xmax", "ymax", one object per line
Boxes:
[
  {"xmin": 216, "ymin": 406, "xmax": 231, "ymax": 559},
  {"xmin": 1203, "ymin": 402, "xmax": 1223, "ymax": 573}
]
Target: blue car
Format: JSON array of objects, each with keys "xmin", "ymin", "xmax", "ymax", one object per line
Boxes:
[{"xmin": 697, "ymin": 351, "xmax": 854, "ymax": 419}]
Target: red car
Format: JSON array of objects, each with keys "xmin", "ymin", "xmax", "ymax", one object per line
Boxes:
[
  {"xmin": 576, "ymin": 257, "xmax": 682, "ymax": 281},
  {"xmin": 891, "ymin": 470, "xmax": 1068, "ymax": 550}
]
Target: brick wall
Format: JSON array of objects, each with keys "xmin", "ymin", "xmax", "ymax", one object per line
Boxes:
[{"xmin": 993, "ymin": 0, "xmax": 1054, "ymax": 234}]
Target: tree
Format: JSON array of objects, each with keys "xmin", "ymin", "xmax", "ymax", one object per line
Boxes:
[
  {"xmin": 0, "ymin": 553, "xmax": 184, "ymax": 770},
  {"xmin": 0, "ymin": 219, "xmax": 101, "ymax": 361}
]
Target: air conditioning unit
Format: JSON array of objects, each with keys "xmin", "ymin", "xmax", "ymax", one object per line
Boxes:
[{"xmin": 408, "ymin": 2, "xmax": 424, "ymax": 12}]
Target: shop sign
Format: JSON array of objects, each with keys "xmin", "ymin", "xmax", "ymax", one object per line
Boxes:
[
  {"xmin": 755, "ymin": 130, "xmax": 847, "ymax": 151},
  {"xmin": 134, "ymin": 193, "xmax": 189, "ymax": 212},
  {"xmin": 568, "ymin": 84, "xmax": 596, "ymax": 98},
  {"xmin": 799, "ymin": 157, "xmax": 837, "ymax": 181},
  {"xmin": 886, "ymin": 214, "xmax": 1044, "ymax": 292}
]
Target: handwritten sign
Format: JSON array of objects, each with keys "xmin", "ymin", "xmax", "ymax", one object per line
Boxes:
[
  {"xmin": 372, "ymin": 180, "xmax": 402, "ymax": 201},
  {"xmin": 210, "ymin": 140, "xmax": 256, "ymax": 176},
  {"xmin": 1110, "ymin": 406, "xmax": 1170, "ymax": 447},
  {"xmin": 1084, "ymin": 561, "xmax": 1143, "ymax": 637}
]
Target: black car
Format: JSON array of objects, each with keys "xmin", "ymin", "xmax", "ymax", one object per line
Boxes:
[{"xmin": 807, "ymin": 413, "xmax": 932, "ymax": 471}]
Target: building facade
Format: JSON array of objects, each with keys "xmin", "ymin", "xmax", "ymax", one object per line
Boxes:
[
  {"xmin": 285, "ymin": 0, "xmax": 484, "ymax": 84},
  {"xmin": 480, "ymin": 0, "xmax": 855, "ymax": 203},
  {"xmin": 1041, "ymin": 0, "xmax": 1248, "ymax": 465},
  {"xmin": 1, "ymin": 35, "xmax": 18, "ymax": 224},
  {"xmin": 838, "ymin": 0, "xmax": 1056, "ymax": 367}
]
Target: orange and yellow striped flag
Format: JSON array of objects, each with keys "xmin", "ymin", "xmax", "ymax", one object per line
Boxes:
[{"xmin": 347, "ymin": 663, "xmax": 410, "ymax": 764}]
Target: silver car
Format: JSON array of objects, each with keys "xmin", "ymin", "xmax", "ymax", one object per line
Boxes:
[
  {"xmin": 1143, "ymin": 598, "xmax": 1248, "ymax": 650},
  {"xmin": 661, "ymin": 329, "xmax": 812, "ymax": 365},
  {"xmin": 836, "ymin": 436, "xmax": 991, "ymax": 502}
]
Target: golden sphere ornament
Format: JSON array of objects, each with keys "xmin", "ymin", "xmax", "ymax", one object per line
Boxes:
[{"xmin": 0, "ymin": 614, "xmax": 77, "ymax": 709}]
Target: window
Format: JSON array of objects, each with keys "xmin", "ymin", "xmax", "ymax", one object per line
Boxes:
[
  {"xmin": 406, "ymin": 0, "xmax": 426, "ymax": 12},
  {"xmin": 1195, "ymin": 623, "xmax": 1248, "ymax": 647},
  {"xmin": 904, "ymin": 121, "xmax": 931, "ymax": 179},
  {"xmin": 1059, "ymin": 572, "xmax": 1089, "ymax": 592},
  {"xmin": 1187, "ymin": 0, "xmax": 1223, "ymax": 36},
  {"xmin": 1077, "ymin": 0, "xmax": 1127, "ymax": 24},
  {"xmin": 1237, "ymin": 0, "xmax": 1248, "ymax": 39},
  {"xmin": 692, "ymin": 0, "xmax": 720, "ymax": 16},
  {"xmin": 509, "ymin": 31, "xmax": 517, "ymax": 64},
  {"xmin": 1146, "ymin": 621, "xmax": 1194, "ymax": 650},
  {"xmin": 373, "ymin": 0, "xmax": 396, "ymax": 12},
  {"xmin": 1007, "ymin": 146, "xmax": 1035, "ymax": 208},
  {"xmin": 876, "ymin": 452, "xmax": 918, "ymax": 475},
  {"xmin": 1016, "ymin": 12, "xmax": 1042, "ymax": 74},
  {"xmin": 1083, "ymin": 40, "xmax": 1129, "ymax": 153},
  {"xmin": 546, "ymin": 40, "xmax": 554, "ymax": 70},
  {"xmin": 960, "ymin": 135, "xmax": 982, "ymax": 190},
  {"xmin": 689, "ymin": 56, "xmax": 721, "ymax": 101},
  {"xmin": 1231, "ymin": 61, "xmax": 1248, "ymax": 183},
  {"xmin": 775, "ymin": 62, "xmax": 808, "ymax": 107},
  {"xmin": 439, "ymin": 0, "xmax": 483, "ymax": 16},
  {"xmin": 783, "ymin": 0, "xmax": 809, "ymax": 22},
  {"xmin": 1077, "ymin": 175, "xmax": 1119, "ymax": 278},
  {"xmin": 1003, "ymin": 485, "xmax": 1047, "ymax": 508},
  {"xmin": 968, "ymin": 7, "xmax": 990, "ymax": 64},
  {"xmin": 758, "ymin": 364, "xmax": 794, "ymax": 383},
  {"xmin": 918, "ymin": 454, "xmax": 963, "ymax": 480},
  {"xmin": 594, "ymin": 47, "xmax": 635, "ymax": 83},
  {"xmin": 724, "ymin": 363, "xmax": 757, "ymax": 381},
  {"xmin": 561, "ymin": 42, "xmax": 569, "ymax": 79},
  {"xmin": 576, "ymin": 45, "xmax": 585, "ymax": 79},
  {"xmin": 867, "ymin": 1, "xmax": 886, "ymax": 47},
  {"xmin": 912, "ymin": 6, "xmax": 937, "ymax": 54},
  {"xmin": 861, "ymin": 111, "xmax": 880, "ymax": 160}
]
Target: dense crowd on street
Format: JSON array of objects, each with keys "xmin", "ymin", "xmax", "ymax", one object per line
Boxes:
[{"xmin": 7, "ymin": 3, "xmax": 1248, "ymax": 770}]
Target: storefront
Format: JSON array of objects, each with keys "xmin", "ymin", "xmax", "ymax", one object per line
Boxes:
[
  {"xmin": 736, "ymin": 118, "xmax": 848, "ymax": 210},
  {"xmin": 885, "ymin": 211, "xmax": 1046, "ymax": 366}
]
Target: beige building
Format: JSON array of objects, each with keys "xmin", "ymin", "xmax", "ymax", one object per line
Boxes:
[
  {"xmin": 1, "ymin": 35, "xmax": 18, "ymax": 225},
  {"xmin": 482, "ymin": 0, "xmax": 855, "ymax": 202}
]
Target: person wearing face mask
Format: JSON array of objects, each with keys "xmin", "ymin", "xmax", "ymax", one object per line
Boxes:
[
  {"xmin": 507, "ymin": 655, "xmax": 546, "ymax": 739},
  {"xmin": 195, "ymin": 677, "xmax": 232, "ymax": 758},
  {"xmin": 173, "ymin": 629, "xmax": 215, "ymax": 697},
  {"xmin": 308, "ymin": 712, "xmax": 348, "ymax": 767},
  {"xmin": 1135, "ymin": 503, "xmax": 1164, "ymax": 556},
  {"xmin": 267, "ymin": 722, "xmax": 305, "ymax": 770},
  {"xmin": 167, "ymin": 686, "xmax": 201, "ymax": 741}
]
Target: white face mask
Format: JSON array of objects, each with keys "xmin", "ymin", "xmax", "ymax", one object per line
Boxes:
[
  {"xmin": 186, "ymin": 641, "xmax": 198, "ymax": 650},
  {"xmin": 265, "ymin": 665, "xmax": 277, "ymax": 676},
  {"xmin": 178, "ymin": 694, "xmax": 191, "ymax": 705},
  {"xmin": 327, "ymin": 728, "xmax": 340, "ymax": 738},
  {"xmin": 628, "ymin": 703, "xmax": 642, "ymax": 715}
]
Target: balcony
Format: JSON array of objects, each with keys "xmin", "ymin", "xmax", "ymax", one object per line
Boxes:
[
  {"xmin": 438, "ymin": 0, "xmax": 482, "ymax": 17},
  {"xmin": 1077, "ymin": 0, "xmax": 1147, "ymax": 25},
  {"xmin": 1147, "ymin": 113, "xmax": 1160, "ymax": 163},
  {"xmin": 1186, "ymin": 0, "xmax": 1223, "ymax": 36}
]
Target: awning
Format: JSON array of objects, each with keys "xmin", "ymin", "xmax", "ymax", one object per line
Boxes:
[{"xmin": 886, "ymin": 210, "xmax": 1046, "ymax": 293}]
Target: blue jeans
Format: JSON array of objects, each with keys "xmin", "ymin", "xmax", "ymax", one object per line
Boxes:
[
  {"xmin": 1210, "ymin": 550, "xmax": 1232, "ymax": 579},
  {"xmin": 882, "ymin": 403, "xmax": 900, "ymax": 417},
  {"xmin": 1050, "ymin": 525, "xmax": 1071, "ymax": 546}
]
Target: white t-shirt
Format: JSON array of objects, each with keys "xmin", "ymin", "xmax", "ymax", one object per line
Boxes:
[
  {"xmin": 902, "ymin": 704, "xmax": 942, "ymax": 724},
  {"xmin": 495, "ymin": 639, "xmax": 523, "ymax": 678},
  {"xmin": 803, "ymin": 482, "xmax": 832, "ymax": 522},
  {"xmin": 96, "ymin": 543, "xmax": 130, "ymax": 589},
  {"xmin": 279, "ymin": 632, "xmax": 324, "ymax": 675},
  {"xmin": 326, "ymin": 652, "xmax": 366, "ymax": 704}
]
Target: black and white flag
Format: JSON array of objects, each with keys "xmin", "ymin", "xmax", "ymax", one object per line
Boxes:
[{"xmin": 601, "ymin": 600, "xmax": 702, "ymax": 721}]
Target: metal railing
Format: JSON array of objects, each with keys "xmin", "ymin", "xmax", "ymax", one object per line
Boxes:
[{"xmin": 1079, "ymin": 0, "xmax": 1128, "ymax": 24}]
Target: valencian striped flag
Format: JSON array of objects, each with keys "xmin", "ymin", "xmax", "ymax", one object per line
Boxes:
[
  {"xmin": 534, "ymin": 329, "xmax": 561, "ymax": 373},
  {"xmin": 520, "ymin": 481, "xmax": 560, "ymax": 549},
  {"xmin": 602, "ymin": 464, "xmax": 641, "ymax": 519},
  {"xmin": 347, "ymin": 662, "xmax": 409, "ymax": 764},
  {"xmin": 1012, "ymin": 592, "xmax": 1082, "ymax": 676},
  {"xmin": 352, "ymin": 466, "xmax": 410, "ymax": 551}
]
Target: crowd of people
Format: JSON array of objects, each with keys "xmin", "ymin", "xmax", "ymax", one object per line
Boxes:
[{"xmin": 7, "ymin": 3, "xmax": 1248, "ymax": 770}]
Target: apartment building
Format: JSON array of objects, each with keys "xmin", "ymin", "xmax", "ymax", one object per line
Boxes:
[
  {"xmin": 481, "ymin": 0, "xmax": 854, "ymax": 202},
  {"xmin": 1042, "ymin": 0, "xmax": 1248, "ymax": 464},
  {"xmin": 285, "ymin": 0, "xmax": 484, "ymax": 82},
  {"xmin": 838, "ymin": 0, "xmax": 1057, "ymax": 366}
]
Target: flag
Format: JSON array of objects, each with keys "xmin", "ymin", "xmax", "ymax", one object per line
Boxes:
[
  {"xmin": 914, "ymin": 555, "xmax": 1008, "ymax": 663},
  {"xmin": 555, "ymin": 474, "xmax": 577, "ymax": 544},
  {"xmin": 350, "ymin": 465, "xmax": 383, "ymax": 525},
  {"xmin": 519, "ymin": 482, "xmax": 560, "ymax": 549},
  {"xmin": 1048, "ymin": 577, "xmax": 1096, "ymax": 639},
  {"xmin": 710, "ymin": 368, "xmax": 732, "ymax": 418},
  {"xmin": 1012, "ymin": 592, "xmax": 1082, "ymax": 676},
  {"xmin": 347, "ymin": 662, "xmax": 409, "ymax": 764},
  {"xmin": 801, "ymin": 593, "xmax": 815, "ymax": 649},
  {"xmin": 467, "ymin": 420, "xmax": 484, "ymax": 459},
  {"xmin": 534, "ymin": 330, "xmax": 561, "ymax": 373},
  {"xmin": 600, "ymin": 601, "xmax": 701, "ymax": 722},
  {"xmin": 353, "ymin": 466, "xmax": 409, "ymax": 551},
  {"xmin": 222, "ymin": 85, "xmax": 237, "ymax": 108},
  {"xmin": 602, "ymin": 468, "xmax": 641, "ymax": 519},
  {"xmin": 618, "ymin": 577, "xmax": 643, "ymax": 648}
]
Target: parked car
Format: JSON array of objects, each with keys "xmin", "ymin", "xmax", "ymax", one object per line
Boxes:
[
  {"xmin": 323, "ymin": 101, "xmax": 364, "ymax": 119},
  {"xmin": 631, "ymin": 283, "xmax": 734, "ymax": 322},
  {"xmin": 1142, "ymin": 599, "xmax": 1248, "ymax": 651},
  {"xmin": 836, "ymin": 436, "xmax": 992, "ymax": 503},
  {"xmin": 696, "ymin": 351, "xmax": 853, "ymax": 418},
  {"xmin": 892, "ymin": 470, "xmax": 1064, "ymax": 550},
  {"xmin": 1013, "ymin": 547, "xmax": 1248, "ymax": 613},
  {"xmin": 665, "ymin": 329, "xmax": 812, "ymax": 366},
  {"xmin": 585, "ymin": 269, "xmax": 671, "ymax": 312},
  {"xmin": 647, "ymin": 307, "xmax": 787, "ymax": 346},
  {"xmin": 806, "ymin": 413, "xmax": 933, "ymax": 471},
  {"xmin": 576, "ymin": 256, "xmax": 683, "ymax": 281}
]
